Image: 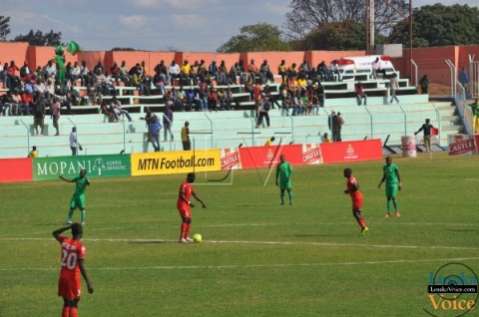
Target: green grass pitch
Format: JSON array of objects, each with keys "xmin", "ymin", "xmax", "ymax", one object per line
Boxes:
[{"xmin": 1, "ymin": 154, "xmax": 479, "ymax": 316}]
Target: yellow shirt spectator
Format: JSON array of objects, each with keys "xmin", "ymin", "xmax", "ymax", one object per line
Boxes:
[{"xmin": 181, "ymin": 63, "xmax": 191, "ymax": 75}]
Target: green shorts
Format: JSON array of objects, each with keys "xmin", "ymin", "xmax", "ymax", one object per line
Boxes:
[
  {"xmin": 280, "ymin": 181, "xmax": 292, "ymax": 191},
  {"xmin": 385, "ymin": 185, "xmax": 399, "ymax": 198},
  {"xmin": 70, "ymin": 195, "xmax": 86, "ymax": 210}
]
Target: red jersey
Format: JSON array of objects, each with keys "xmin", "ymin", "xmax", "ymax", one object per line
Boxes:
[
  {"xmin": 346, "ymin": 176, "xmax": 363, "ymax": 200},
  {"xmin": 58, "ymin": 236, "xmax": 86, "ymax": 278},
  {"xmin": 177, "ymin": 181, "xmax": 193, "ymax": 210}
]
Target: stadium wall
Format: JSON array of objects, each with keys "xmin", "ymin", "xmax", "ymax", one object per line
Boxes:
[{"xmin": 0, "ymin": 141, "xmax": 383, "ymax": 184}]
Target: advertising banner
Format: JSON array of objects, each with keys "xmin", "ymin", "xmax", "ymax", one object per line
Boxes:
[
  {"xmin": 302, "ymin": 144, "xmax": 323, "ymax": 165},
  {"xmin": 449, "ymin": 137, "xmax": 476, "ymax": 155},
  {"xmin": 239, "ymin": 144, "xmax": 304, "ymax": 169},
  {"xmin": 320, "ymin": 139, "xmax": 383, "ymax": 164},
  {"xmin": 221, "ymin": 148, "xmax": 241, "ymax": 170},
  {"xmin": 0, "ymin": 158, "xmax": 32, "ymax": 183},
  {"xmin": 33, "ymin": 154, "xmax": 131, "ymax": 180},
  {"xmin": 131, "ymin": 149, "xmax": 221, "ymax": 176},
  {"xmin": 476, "ymin": 134, "xmax": 479, "ymax": 153}
]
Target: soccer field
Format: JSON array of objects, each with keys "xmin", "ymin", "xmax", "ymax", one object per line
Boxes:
[{"xmin": 1, "ymin": 154, "xmax": 478, "ymax": 317}]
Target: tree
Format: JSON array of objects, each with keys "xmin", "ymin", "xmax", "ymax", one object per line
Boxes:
[
  {"xmin": 285, "ymin": 0, "xmax": 408, "ymax": 38},
  {"xmin": 14, "ymin": 30, "xmax": 63, "ymax": 46},
  {"xmin": 0, "ymin": 16, "xmax": 10, "ymax": 40},
  {"xmin": 217, "ymin": 23, "xmax": 290, "ymax": 53},
  {"xmin": 297, "ymin": 21, "xmax": 366, "ymax": 50},
  {"xmin": 388, "ymin": 4, "xmax": 479, "ymax": 47}
]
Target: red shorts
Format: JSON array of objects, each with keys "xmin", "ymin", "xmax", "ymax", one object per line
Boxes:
[
  {"xmin": 58, "ymin": 273, "xmax": 81, "ymax": 300},
  {"xmin": 352, "ymin": 193, "xmax": 364, "ymax": 210},
  {"xmin": 177, "ymin": 205, "xmax": 191, "ymax": 220}
]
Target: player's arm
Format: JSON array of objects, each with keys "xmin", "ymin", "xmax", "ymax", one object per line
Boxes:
[
  {"xmin": 52, "ymin": 225, "xmax": 71, "ymax": 242},
  {"xmin": 59, "ymin": 175, "xmax": 74, "ymax": 183},
  {"xmin": 378, "ymin": 172, "xmax": 385, "ymax": 188},
  {"xmin": 275, "ymin": 165, "xmax": 280, "ymax": 186},
  {"xmin": 414, "ymin": 124, "xmax": 424, "ymax": 135},
  {"xmin": 79, "ymin": 259, "xmax": 94, "ymax": 294},
  {"xmin": 192, "ymin": 190, "xmax": 207, "ymax": 208},
  {"xmin": 396, "ymin": 169, "xmax": 402, "ymax": 190}
]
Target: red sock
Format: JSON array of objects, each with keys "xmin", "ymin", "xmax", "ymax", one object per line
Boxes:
[
  {"xmin": 70, "ymin": 307, "xmax": 78, "ymax": 317},
  {"xmin": 184, "ymin": 223, "xmax": 191, "ymax": 239},
  {"xmin": 180, "ymin": 223, "xmax": 187, "ymax": 240},
  {"xmin": 359, "ymin": 218, "xmax": 367, "ymax": 229},
  {"xmin": 62, "ymin": 306, "xmax": 70, "ymax": 317}
]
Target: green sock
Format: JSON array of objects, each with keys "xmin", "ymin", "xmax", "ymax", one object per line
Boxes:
[
  {"xmin": 287, "ymin": 189, "xmax": 292, "ymax": 204},
  {"xmin": 387, "ymin": 199, "xmax": 393, "ymax": 212},
  {"xmin": 392, "ymin": 198, "xmax": 398, "ymax": 212},
  {"xmin": 67, "ymin": 209, "xmax": 74, "ymax": 222},
  {"xmin": 80, "ymin": 209, "xmax": 86, "ymax": 223}
]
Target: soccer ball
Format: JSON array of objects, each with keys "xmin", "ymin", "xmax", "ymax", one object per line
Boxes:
[{"xmin": 192, "ymin": 233, "xmax": 203, "ymax": 243}]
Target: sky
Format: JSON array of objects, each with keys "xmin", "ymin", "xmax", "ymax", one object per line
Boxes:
[{"xmin": 1, "ymin": 0, "xmax": 478, "ymax": 51}]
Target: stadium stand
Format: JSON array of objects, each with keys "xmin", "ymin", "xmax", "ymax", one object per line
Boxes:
[{"xmin": 0, "ymin": 53, "xmax": 463, "ymax": 158}]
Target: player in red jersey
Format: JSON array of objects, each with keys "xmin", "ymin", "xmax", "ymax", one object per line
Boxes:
[
  {"xmin": 177, "ymin": 173, "xmax": 207, "ymax": 243},
  {"xmin": 343, "ymin": 168, "xmax": 369, "ymax": 234},
  {"xmin": 53, "ymin": 223, "xmax": 94, "ymax": 317}
]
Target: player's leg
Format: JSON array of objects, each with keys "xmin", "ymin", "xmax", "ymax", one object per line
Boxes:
[
  {"xmin": 390, "ymin": 185, "xmax": 400, "ymax": 217},
  {"xmin": 353, "ymin": 209, "xmax": 368, "ymax": 233},
  {"xmin": 179, "ymin": 210, "xmax": 192, "ymax": 243},
  {"xmin": 280, "ymin": 188, "xmax": 285, "ymax": 205},
  {"xmin": 79, "ymin": 196, "xmax": 86, "ymax": 225},
  {"xmin": 286, "ymin": 187, "xmax": 293, "ymax": 205},
  {"xmin": 62, "ymin": 298, "xmax": 70, "ymax": 317},
  {"xmin": 70, "ymin": 298, "xmax": 80, "ymax": 317},
  {"xmin": 66, "ymin": 198, "xmax": 76, "ymax": 224}
]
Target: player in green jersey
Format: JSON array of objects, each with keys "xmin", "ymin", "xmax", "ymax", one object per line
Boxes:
[
  {"xmin": 378, "ymin": 156, "xmax": 402, "ymax": 218},
  {"xmin": 276, "ymin": 154, "xmax": 293, "ymax": 206},
  {"xmin": 60, "ymin": 169, "xmax": 90, "ymax": 225}
]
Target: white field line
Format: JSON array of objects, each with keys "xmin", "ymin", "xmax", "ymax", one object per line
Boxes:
[
  {"xmin": 2, "ymin": 237, "xmax": 479, "ymax": 251},
  {"xmin": 1, "ymin": 257, "xmax": 479, "ymax": 272}
]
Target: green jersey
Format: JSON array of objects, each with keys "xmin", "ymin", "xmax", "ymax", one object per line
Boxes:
[
  {"xmin": 383, "ymin": 163, "xmax": 399, "ymax": 186},
  {"xmin": 470, "ymin": 103, "xmax": 479, "ymax": 116},
  {"xmin": 73, "ymin": 176, "xmax": 89, "ymax": 197},
  {"xmin": 276, "ymin": 162, "xmax": 292, "ymax": 189}
]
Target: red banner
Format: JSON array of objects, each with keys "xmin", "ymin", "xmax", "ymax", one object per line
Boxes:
[
  {"xmin": 476, "ymin": 135, "xmax": 479, "ymax": 153},
  {"xmin": 221, "ymin": 148, "xmax": 241, "ymax": 170},
  {"xmin": 449, "ymin": 137, "xmax": 476, "ymax": 155},
  {"xmin": 239, "ymin": 144, "xmax": 304, "ymax": 169},
  {"xmin": 320, "ymin": 139, "xmax": 383, "ymax": 164},
  {"xmin": 0, "ymin": 158, "xmax": 33, "ymax": 183}
]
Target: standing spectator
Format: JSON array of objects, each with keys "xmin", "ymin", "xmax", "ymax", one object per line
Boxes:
[
  {"xmin": 414, "ymin": 118, "xmax": 435, "ymax": 153},
  {"xmin": 278, "ymin": 60, "xmax": 287, "ymax": 83},
  {"xmin": 51, "ymin": 97, "xmax": 61, "ymax": 136},
  {"xmin": 148, "ymin": 114, "xmax": 161, "ymax": 152},
  {"xmin": 69, "ymin": 127, "xmax": 81, "ymax": 156},
  {"xmin": 389, "ymin": 73, "xmax": 400, "ymax": 104},
  {"xmin": 181, "ymin": 121, "xmax": 191, "ymax": 150},
  {"xmin": 355, "ymin": 82, "xmax": 367, "ymax": 106},
  {"xmin": 458, "ymin": 68, "xmax": 470, "ymax": 98},
  {"xmin": 419, "ymin": 75, "xmax": 429, "ymax": 94},
  {"xmin": 256, "ymin": 97, "xmax": 271, "ymax": 128},
  {"xmin": 328, "ymin": 111, "xmax": 336, "ymax": 140},
  {"xmin": 372, "ymin": 57, "xmax": 381, "ymax": 79},
  {"xmin": 163, "ymin": 105, "xmax": 174, "ymax": 141},
  {"xmin": 333, "ymin": 112, "xmax": 344, "ymax": 142},
  {"xmin": 33, "ymin": 94, "xmax": 46, "ymax": 135}
]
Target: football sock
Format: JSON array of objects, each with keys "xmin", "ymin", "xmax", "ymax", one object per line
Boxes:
[
  {"xmin": 392, "ymin": 198, "xmax": 398, "ymax": 212},
  {"xmin": 62, "ymin": 306, "xmax": 70, "ymax": 317},
  {"xmin": 80, "ymin": 210, "xmax": 86, "ymax": 223},
  {"xmin": 180, "ymin": 223, "xmax": 187, "ymax": 240},
  {"xmin": 359, "ymin": 218, "xmax": 367, "ymax": 229},
  {"xmin": 287, "ymin": 189, "xmax": 292, "ymax": 204},
  {"xmin": 184, "ymin": 223, "xmax": 191, "ymax": 238},
  {"xmin": 67, "ymin": 209, "xmax": 74, "ymax": 222},
  {"xmin": 387, "ymin": 199, "xmax": 393, "ymax": 212},
  {"xmin": 280, "ymin": 190, "xmax": 284, "ymax": 204},
  {"xmin": 70, "ymin": 307, "xmax": 78, "ymax": 317}
]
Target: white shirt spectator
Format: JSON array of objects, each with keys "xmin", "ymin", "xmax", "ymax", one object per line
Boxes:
[
  {"xmin": 46, "ymin": 64, "xmax": 57, "ymax": 77},
  {"xmin": 69, "ymin": 131, "xmax": 78, "ymax": 148},
  {"xmin": 71, "ymin": 65, "xmax": 81, "ymax": 76},
  {"xmin": 169, "ymin": 63, "xmax": 180, "ymax": 76}
]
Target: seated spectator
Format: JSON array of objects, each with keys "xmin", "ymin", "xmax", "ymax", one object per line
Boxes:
[
  {"xmin": 322, "ymin": 132, "xmax": 331, "ymax": 143},
  {"xmin": 168, "ymin": 61, "xmax": 180, "ymax": 84},
  {"xmin": 208, "ymin": 88, "xmax": 219, "ymax": 111}
]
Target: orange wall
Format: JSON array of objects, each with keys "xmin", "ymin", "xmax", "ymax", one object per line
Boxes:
[
  {"xmin": 109, "ymin": 50, "xmax": 150, "ymax": 73},
  {"xmin": 76, "ymin": 51, "xmax": 106, "ymax": 70},
  {"xmin": 241, "ymin": 51, "xmax": 306, "ymax": 72},
  {"xmin": 149, "ymin": 51, "xmax": 177, "ymax": 75},
  {"xmin": 306, "ymin": 50, "xmax": 366, "ymax": 66},
  {"xmin": 0, "ymin": 42, "xmax": 29, "ymax": 67},
  {"xmin": 27, "ymin": 46, "xmax": 78, "ymax": 70}
]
